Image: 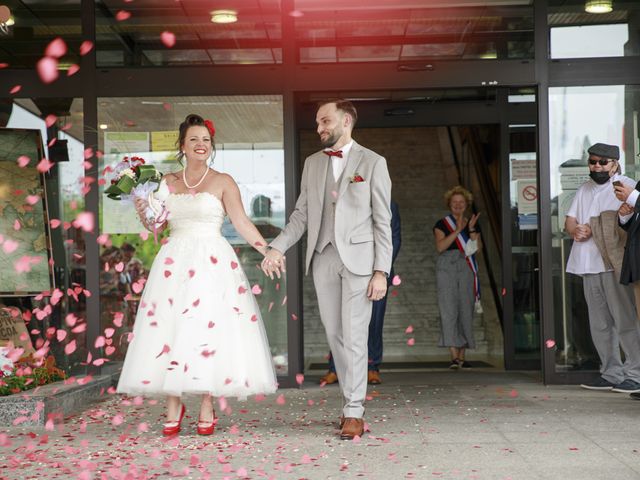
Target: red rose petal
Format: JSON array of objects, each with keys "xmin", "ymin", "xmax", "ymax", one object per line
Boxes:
[{"xmin": 160, "ymin": 31, "xmax": 176, "ymax": 48}]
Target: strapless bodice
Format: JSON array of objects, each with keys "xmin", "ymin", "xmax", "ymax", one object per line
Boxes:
[{"xmin": 164, "ymin": 192, "xmax": 225, "ymax": 237}]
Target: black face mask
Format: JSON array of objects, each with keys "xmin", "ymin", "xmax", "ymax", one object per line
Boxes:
[{"xmin": 589, "ymin": 171, "xmax": 611, "ymax": 185}]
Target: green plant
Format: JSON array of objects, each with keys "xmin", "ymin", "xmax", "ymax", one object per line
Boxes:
[{"xmin": 0, "ymin": 356, "xmax": 66, "ymax": 396}]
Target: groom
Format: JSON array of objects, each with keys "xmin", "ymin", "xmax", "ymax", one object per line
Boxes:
[{"xmin": 262, "ymin": 99, "xmax": 392, "ymax": 439}]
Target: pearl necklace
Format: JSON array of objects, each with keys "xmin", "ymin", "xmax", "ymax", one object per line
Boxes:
[{"xmin": 182, "ymin": 167, "xmax": 209, "ymax": 189}]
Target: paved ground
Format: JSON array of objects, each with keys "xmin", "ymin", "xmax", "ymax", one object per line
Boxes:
[{"xmin": 1, "ymin": 370, "xmax": 639, "ymax": 479}]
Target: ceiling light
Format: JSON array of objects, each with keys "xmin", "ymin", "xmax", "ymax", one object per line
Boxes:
[
  {"xmin": 210, "ymin": 10, "xmax": 237, "ymax": 24},
  {"xmin": 99, "ymin": 124, "xmax": 108, "ymax": 130},
  {"xmin": 585, "ymin": 0, "xmax": 613, "ymax": 13}
]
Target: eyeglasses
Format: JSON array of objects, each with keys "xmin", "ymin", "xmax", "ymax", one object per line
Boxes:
[{"xmin": 588, "ymin": 158, "xmax": 615, "ymax": 166}]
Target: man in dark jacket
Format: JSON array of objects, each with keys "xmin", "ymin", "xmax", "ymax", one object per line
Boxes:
[{"xmin": 612, "ymin": 144, "xmax": 640, "ymax": 401}]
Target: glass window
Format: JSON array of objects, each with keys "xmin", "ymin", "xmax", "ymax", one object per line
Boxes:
[
  {"xmin": 96, "ymin": 0, "xmax": 282, "ymax": 67},
  {"xmin": 295, "ymin": 1, "xmax": 534, "ymax": 64},
  {"xmin": 549, "ymin": 0, "xmax": 640, "ymax": 59},
  {"xmin": 97, "ymin": 95, "xmax": 289, "ymax": 374},
  {"xmin": 508, "ymin": 123, "xmax": 540, "ymax": 363},
  {"xmin": 0, "ymin": 98, "xmax": 86, "ymax": 376},
  {"xmin": 548, "ymin": 85, "xmax": 640, "ymax": 373},
  {"xmin": 0, "ymin": 1, "xmax": 82, "ymax": 69}
]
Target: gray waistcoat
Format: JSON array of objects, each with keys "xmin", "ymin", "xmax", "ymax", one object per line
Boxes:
[{"xmin": 315, "ymin": 160, "xmax": 343, "ymax": 253}]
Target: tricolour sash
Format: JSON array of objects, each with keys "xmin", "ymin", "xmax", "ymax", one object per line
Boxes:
[{"xmin": 442, "ymin": 214, "xmax": 480, "ymax": 300}]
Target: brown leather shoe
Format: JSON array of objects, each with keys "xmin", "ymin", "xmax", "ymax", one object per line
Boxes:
[
  {"xmin": 319, "ymin": 371, "xmax": 338, "ymax": 385},
  {"xmin": 368, "ymin": 370, "xmax": 382, "ymax": 385},
  {"xmin": 340, "ymin": 417, "xmax": 364, "ymax": 440}
]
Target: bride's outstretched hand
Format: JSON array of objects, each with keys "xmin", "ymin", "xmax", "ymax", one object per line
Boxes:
[{"xmin": 134, "ymin": 197, "xmax": 149, "ymax": 220}]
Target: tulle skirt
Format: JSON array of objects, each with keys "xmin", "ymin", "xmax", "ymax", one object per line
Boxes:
[{"xmin": 116, "ymin": 229, "xmax": 278, "ymax": 399}]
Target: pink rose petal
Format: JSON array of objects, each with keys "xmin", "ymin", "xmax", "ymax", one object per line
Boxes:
[
  {"xmin": 115, "ymin": 10, "xmax": 131, "ymax": 21},
  {"xmin": 17, "ymin": 155, "xmax": 30, "ymax": 167},
  {"xmin": 64, "ymin": 339, "xmax": 76, "ymax": 355},
  {"xmin": 67, "ymin": 64, "xmax": 80, "ymax": 76},
  {"xmin": 72, "ymin": 212, "xmax": 94, "ymax": 232},
  {"xmin": 392, "ymin": 274, "xmax": 401, "ymax": 286},
  {"xmin": 407, "ymin": 338, "xmax": 415, "ymax": 346},
  {"xmin": 45, "ymin": 37, "xmax": 67, "ymax": 58},
  {"xmin": 251, "ymin": 284, "xmax": 262, "ymax": 295},
  {"xmin": 160, "ymin": 31, "xmax": 176, "ymax": 48},
  {"xmin": 545, "ymin": 339, "xmax": 556, "ymax": 348},
  {"xmin": 37, "ymin": 57, "xmax": 59, "ymax": 84},
  {"xmin": 2, "ymin": 239, "xmax": 18, "ymax": 254},
  {"xmin": 37, "ymin": 157, "xmax": 54, "ymax": 173},
  {"xmin": 79, "ymin": 40, "xmax": 94, "ymax": 56},
  {"xmin": 295, "ymin": 373, "xmax": 304, "ymax": 385}
]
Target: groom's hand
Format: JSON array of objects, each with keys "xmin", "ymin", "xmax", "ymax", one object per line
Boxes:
[
  {"xmin": 261, "ymin": 248, "xmax": 285, "ymax": 279},
  {"xmin": 367, "ymin": 271, "xmax": 387, "ymax": 301}
]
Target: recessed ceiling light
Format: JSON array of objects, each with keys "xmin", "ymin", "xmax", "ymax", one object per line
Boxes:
[
  {"xmin": 99, "ymin": 124, "xmax": 108, "ymax": 130},
  {"xmin": 210, "ymin": 10, "xmax": 237, "ymax": 24},
  {"xmin": 585, "ymin": 0, "xmax": 613, "ymax": 13}
]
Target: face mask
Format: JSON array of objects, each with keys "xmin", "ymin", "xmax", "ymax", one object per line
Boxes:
[{"xmin": 589, "ymin": 171, "xmax": 611, "ymax": 185}]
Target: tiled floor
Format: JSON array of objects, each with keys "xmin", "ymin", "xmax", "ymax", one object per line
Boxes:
[{"xmin": 1, "ymin": 370, "xmax": 639, "ymax": 479}]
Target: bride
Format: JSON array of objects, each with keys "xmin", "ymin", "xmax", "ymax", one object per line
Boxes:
[{"xmin": 116, "ymin": 114, "xmax": 279, "ymax": 436}]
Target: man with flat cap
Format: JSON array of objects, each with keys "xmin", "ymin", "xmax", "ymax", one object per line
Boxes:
[
  {"xmin": 612, "ymin": 142, "xmax": 640, "ymax": 400},
  {"xmin": 566, "ymin": 142, "xmax": 640, "ymax": 395}
]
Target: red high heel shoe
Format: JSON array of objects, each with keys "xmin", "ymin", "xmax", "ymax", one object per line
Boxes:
[
  {"xmin": 162, "ymin": 404, "xmax": 185, "ymax": 436},
  {"xmin": 196, "ymin": 409, "xmax": 217, "ymax": 436}
]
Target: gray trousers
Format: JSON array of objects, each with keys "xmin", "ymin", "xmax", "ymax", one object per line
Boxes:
[
  {"xmin": 436, "ymin": 250, "xmax": 476, "ymax": 349},
  {"xmin": 312, "ymin": 244, "xmax": 372, "ymax": 418},
  {"xmin": 583, "ymin": 272, "xmax": 640, "ymax": 384}
]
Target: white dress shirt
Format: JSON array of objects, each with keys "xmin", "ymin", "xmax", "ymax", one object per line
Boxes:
[{"xmin": 325, "ymin": 140, "xmax": 353, "ymax": 182}]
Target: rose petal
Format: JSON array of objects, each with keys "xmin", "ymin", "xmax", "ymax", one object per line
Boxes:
[
  {"xmin": 45, "ymin": 38, "xmax": 67, "ymax": 58},
  {"xmin": 160, "ymin": 31, "xmax": 176, "ymax": 48},
  {"xmin": 80, "ymin": 41, "xmax": 94, "ymax": 56},
  {"xmin": 115, "ymin": 10, "xmax": 131, "ymax": 21},
  {"xmin": 37, "ymin": 57, "xmax": 59, "ymax": 84}
]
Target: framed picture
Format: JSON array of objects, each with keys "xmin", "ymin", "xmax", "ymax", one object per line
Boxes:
[{"xmin": 0, "ymin": 128, "xmax": 55, "ymax": 295}]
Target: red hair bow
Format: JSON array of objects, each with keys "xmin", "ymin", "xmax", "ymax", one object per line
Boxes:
[{"xmin": 204, "ymin": 119, "xmax": 216, "ymax": 137}]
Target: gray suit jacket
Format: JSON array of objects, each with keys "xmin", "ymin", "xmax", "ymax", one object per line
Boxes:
[{"xmin": 270, "ymin": 140, "xmax": 393, "ymax": 276}]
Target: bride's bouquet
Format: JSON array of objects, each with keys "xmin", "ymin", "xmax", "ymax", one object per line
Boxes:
[{"xmin": 104, "ymin": 156, "xmax": 167, "ymax": 225}]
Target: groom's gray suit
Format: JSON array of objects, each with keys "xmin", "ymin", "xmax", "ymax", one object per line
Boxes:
[{"xmin": 270, "ymin": 140, "xmax": 392, "ymax": 418}]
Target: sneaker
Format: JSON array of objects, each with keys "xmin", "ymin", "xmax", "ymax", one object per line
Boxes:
[
  {"xmin": 448, "ymin": 359, "xmax": 460, "ymax": 369},
  {"xmin": 459, "ymin": 361, "xmax": 472, "ymax": 369},
  {"xmin": 580, "ymin": 377, "xmax": 616, "ymax": 390},
  {"xmin": 611, "ymin": 379, "xmax": 640, "ymax": 393}
]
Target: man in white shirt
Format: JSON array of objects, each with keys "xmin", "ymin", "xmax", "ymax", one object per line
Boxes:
[{"xmin": 565, "ymin": 142, "xmax": 640, "ymax": 394}]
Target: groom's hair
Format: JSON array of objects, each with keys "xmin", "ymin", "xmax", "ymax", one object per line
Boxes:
[{"xmin": 317, "ymin": 99, "xmax": 358, "ymax": 128}]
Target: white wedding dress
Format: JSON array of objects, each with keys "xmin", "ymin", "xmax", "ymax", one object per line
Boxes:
[{"xmin": 117, "ymin": 190, "xmax": 278, "ymax": 399}]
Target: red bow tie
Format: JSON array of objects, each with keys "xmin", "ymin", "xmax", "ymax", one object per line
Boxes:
[{"xmin": 324, "ymin": 150, "xmax": 343, "ymax": 158}]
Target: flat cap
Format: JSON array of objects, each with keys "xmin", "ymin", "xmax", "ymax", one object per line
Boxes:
[{"xmin": 588, "ymin": 143, "xmax": 620, "ymax": 160}]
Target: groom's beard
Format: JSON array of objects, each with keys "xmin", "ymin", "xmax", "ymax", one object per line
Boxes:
[{"xmin": 319, "ymin": 127, "xmax": 343, "ymax": 149}]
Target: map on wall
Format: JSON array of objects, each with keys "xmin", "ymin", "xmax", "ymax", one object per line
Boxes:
[{"xmin": 0, "ymin": 129, "xmax": 54, "ymax": 295}]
